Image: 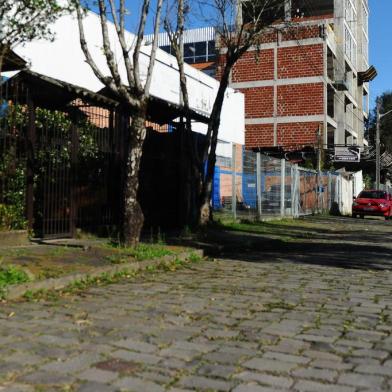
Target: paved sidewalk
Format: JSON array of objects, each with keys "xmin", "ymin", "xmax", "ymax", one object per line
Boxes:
[{"xmin": 1, "ymin": 216, "xmax": 392, "ymax": 391}]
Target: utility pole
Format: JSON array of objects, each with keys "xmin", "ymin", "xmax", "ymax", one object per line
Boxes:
[
  {"xmin": 376, "ymin": 99, "xmax": 381, "ymax": 190},
  {"xmin": 376, "ymin": 100, "xmax": 392, "ymax": 190},
  {"xmin": 317, "ymin": 124, "xmax": 322, "ymax": 212}
]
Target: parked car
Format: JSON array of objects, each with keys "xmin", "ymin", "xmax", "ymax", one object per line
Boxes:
[{"xmin": 352, "ymin": 190, "xmax": 392, "ymax": 220}]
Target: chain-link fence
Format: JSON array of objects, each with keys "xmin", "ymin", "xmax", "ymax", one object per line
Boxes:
[{"xmin": 213, "ymin": 145, "xmax": 356, "ymax": 220}]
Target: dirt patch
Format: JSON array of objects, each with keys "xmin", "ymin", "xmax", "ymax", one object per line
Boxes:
[{"xmin": 0, "ymin": 241, "xmax": 189, "ymax": 282}]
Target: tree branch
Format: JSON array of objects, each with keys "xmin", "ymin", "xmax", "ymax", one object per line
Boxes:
[
  {"xmin": 97, "ymin": 0, "xmax": 123, "ymax": 89},
  {"xmin": 75, "ymin": 3, "xmax": 138, "ymax": 108},
  {"xmin": 133, "ymin": 0, "xmax": 151, "ymax": 92},
  {"xmin": 144, "ymin": 0, "xmax": 163, "ymax": 96},
  {"xmin": 108, "ymin": 0, "xmax": 135, "ymax": 88}
]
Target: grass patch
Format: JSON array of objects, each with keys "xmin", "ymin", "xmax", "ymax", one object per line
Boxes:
[
  {"xmin": 22, "ymin": 254, "xmax": 203, "ymax": 302},
  {"xmin": 106, "ymin": 243, "xmax": 175, "ymax": 264},
  {"xmin": 0, "ymin": 264, "xmax": 30, "ymax": 287},
  {"xmin": 0, "ymin": 263, "xmax": 31, "ymax": 298}
]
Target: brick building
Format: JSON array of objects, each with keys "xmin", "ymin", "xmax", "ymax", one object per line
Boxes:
[
  {"xmin": 232, "ymin": 0, "xmax": 374, "ymax": 160},
  {"xmin": 153, "ymin": 0, "xmax": 375, "ymax": 162}
]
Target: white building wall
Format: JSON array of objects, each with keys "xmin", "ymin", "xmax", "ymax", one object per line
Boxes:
[
  {"xmin": 10, "ymin": 11, "xmax": 244, "ymax": 148},
  {"xmin": 353, "ymin": 170, "xmax": 364, "ymax": 197},
  {"xmin": 335, "ymin": 175, "xmax": 354, "ymax": 215}
]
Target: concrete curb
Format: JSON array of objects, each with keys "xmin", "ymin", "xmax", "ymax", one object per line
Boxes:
[
  {"xmin": 3, "ymin": 249, "xmax": 204, "ymax": 301},
  {"xmin": 0, "ymin": 230, "xmax": 29, "ymax": 247}
]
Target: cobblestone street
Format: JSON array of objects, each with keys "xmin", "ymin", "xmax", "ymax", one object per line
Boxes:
[{"xmin": 1, "ymin": 217, "xmax": 392, "ymax": 391}]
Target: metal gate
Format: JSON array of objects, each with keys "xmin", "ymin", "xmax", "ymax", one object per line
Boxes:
[
  {"xmin": 34, "ymin": 103, "xmax": 124, "ymax": 239},
  {"xmin": 34, "ymin": 111, "xmax": 75, "ymax": 238}
]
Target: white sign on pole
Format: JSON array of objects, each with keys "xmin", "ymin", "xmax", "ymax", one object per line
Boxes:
[{"xmin": 333, "ymin": 147, "xmax": 360, "ymax": 162}]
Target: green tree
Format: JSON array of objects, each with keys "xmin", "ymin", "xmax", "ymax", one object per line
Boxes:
[
  {"xmin": 378, "ymin": 92, "xmax": 392, "ymax": 152},
  {"xmin": 0, "ymin": 0, "xmax": 69, "ymax": 73},
  {"xmin": 364, "ymin": 91, "xmax": 392, "ymax": 184},
  {"xmin": 368, "ymin": 91, "xmax": 392, "ymax": 151}
]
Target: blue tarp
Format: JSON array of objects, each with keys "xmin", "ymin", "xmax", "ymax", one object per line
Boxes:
[{"xmin": 212, "ymin": 166, "xmax": 221, "ymax": 209}]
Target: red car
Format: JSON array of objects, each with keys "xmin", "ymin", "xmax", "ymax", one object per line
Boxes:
[{"xmin": 352, "ymin": 190, "xmax": 392, "ymax": 220}]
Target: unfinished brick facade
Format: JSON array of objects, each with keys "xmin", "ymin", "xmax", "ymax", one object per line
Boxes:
[
  {"xmin": 225, "ymin": 0, "xmax": 371, "ymax": 154},
  {"xmin": 227, "ymin": 23, "xmax": 326, "ymax": 152},
  {"xmin": 155, "ymin": 0, "xmax": 371, "ymax": 157},
  {"xmin": 277, "ymin": 83, "xmax": 324, "ymax": 117}
]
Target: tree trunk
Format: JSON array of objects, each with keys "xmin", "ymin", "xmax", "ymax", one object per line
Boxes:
[
  {"xmin": 199, "ymin": 62, "xmax": 233, "ymax": 225},
  {"xmin": 0, "ymin": 46, "xmax": 7, "ymax": 76},
  {"xmin": 177, "ymin": 43, "xmax": 201, "ymax": 228},
  {"xmin": 122, "ymin": 105, "xmax": 147, "ymax": 246},
  {"xmin": 184, "ymin": 115, "xmax": 202, "ymax": 228}
]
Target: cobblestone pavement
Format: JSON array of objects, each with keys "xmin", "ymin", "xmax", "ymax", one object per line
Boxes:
[{"xmin": 1, "ymin": 217, "xmax": 392, "ymax": 391}]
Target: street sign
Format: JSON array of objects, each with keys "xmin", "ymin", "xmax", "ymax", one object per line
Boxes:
[{"xmin": 333, "ymin": 147, "xmax": 361, "ymax": 162}]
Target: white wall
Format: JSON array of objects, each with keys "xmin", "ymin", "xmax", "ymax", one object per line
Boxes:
[
  {"xmin": 11, "ymin": 12, "xmax": 244, "ymax": 146},
  {"xmin": 334, "ymin": 175, "xmax": 355, "ymax": 216},
  {"xmin": 352, "ymin": 170, "xmax": 364, "ymax": 197}
]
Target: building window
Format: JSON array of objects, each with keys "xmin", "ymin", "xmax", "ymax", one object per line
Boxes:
[
  {"xmin": 344, "ymin": 0, "xmax": 357, "ymax": 36},
  {"xmin": 344, "ymin": 25, "xmax": 357, "ymax": 67},
  {"xmin": 208, "ymin": 40, "xmax": 216, "ymax": 61},
  {"xmin": 183, "ymin": 40, "xmax": 216, "ymax": 64},
  {"xmin": 362, "ymin": 1, "xmax": 369, "ymax": 37},
  {"xmin": 160, "ymin": 45, "xmax": 172, "ymax": 55},
  {"xmin": 362, "ymin": 34, "xmax": 369, "ymax": 66},
  {"xmin": 159, "ymin": 40, "xmax": 216, "ymax": 65},
  {"xmin": 291, "ymin": 0, "xmax": 334, "ymax": 18}
]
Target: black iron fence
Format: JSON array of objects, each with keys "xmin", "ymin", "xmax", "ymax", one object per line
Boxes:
[
  {"xmin": 0, "ymin": 77, "xmax": 127, "ymax": 238},
  {"xmin": 0, "ymin": 79, "xmax": 29, "ymax": 232},
  {"xmin": 0, "ymin": 74, "xmax": 205, "ymax": 238}
]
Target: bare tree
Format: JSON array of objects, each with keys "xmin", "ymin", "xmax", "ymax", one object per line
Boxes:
[
  {"xmin": 0, "ymin": 0, "xmax": 69, "ymax": 73},
  {"xmin": 163, "ymin": 0, "xmax": 285, "ymax": 226},
  {"xmin": 74, "ymin": 0, "xmax": 163, "ymax": 246},
  {"xmin": 196, "ymin": 0, "xmax": 285, "ymax": 224},
  {"xmin": 163, "ymin": 0, "xmax": 202, "ymax": 227}
]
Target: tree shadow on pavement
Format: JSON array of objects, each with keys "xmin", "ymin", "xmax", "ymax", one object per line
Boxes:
[{"xmin": 167, "ymin": 217, "xmax": 392, "ymax": 271}]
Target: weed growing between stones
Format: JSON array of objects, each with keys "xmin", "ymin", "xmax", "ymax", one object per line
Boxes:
[
  {"xmin": 20, "ymin": 254, "xmax": 204, "ymax": 302},
  {"xmin": 106, "ymin": 243, "xmax": 175, "ymax": 264},
  {"xmin": 0, "ymin": 264, "xmax": 30, "ymax": 299}
]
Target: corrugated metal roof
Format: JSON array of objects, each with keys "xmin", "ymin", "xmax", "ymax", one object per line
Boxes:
[{"xmin": 145, "ymin": 27, "xmax": 216, "ymax": 46}]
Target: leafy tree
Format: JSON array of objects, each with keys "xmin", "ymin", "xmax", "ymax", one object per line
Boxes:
[
  {"xmin": 0, "ymin": 0, "xmax": 70, "ymax": 73},
  {"xmin": 367, "ymin": 92, "xmax": 392, "ymax": 151},
  {"xmin": 378, "ymin": 92, "xmax": 392, "ymax": 152},
  {"xmin": 364, "ymin": 91, "xmax": 392, "ymax": 183}
]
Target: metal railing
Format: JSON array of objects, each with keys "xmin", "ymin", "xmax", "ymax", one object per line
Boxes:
[{"xmin": 213, "ymin": 146, "xmax": 350, "ymax": 220}]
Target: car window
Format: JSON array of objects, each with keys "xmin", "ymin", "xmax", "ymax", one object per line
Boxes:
[{"xmin": 358, "ymin": 191, "xmax": 387, "ymax": 199}]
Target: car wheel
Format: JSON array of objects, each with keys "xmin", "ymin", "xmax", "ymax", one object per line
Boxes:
[{"xmin": 385, "ymin": 216, "xmax": 390, "ymax": 221}]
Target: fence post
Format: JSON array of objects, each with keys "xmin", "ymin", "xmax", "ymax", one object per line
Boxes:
[
  {"xmin": 232, "ymin": 144, "xmax": 237, "ymax": 220},
  {"xmin": 328, "ymin": 172, "xmax": 332, "ymax": 211},
  {"xmin": 291, "ymin": 164, "xmax": 295, "ymax": 217},
  {"xmin": 295, "ymin": 164, "xmax": 300, "ymax": 217},
  {"xmin": 280, "ymin": 159, "xmax": 285, "ymax": 217},
  {"xmin": 70, "ymin": 124, "xmax": 79, "ymax": 238},
  {"xmin": 26, "ymin": 96, "xmax": 36, "ymax": 232},
  {"xmin": 256, "ymin": 152, "xmax": 262, "ymax": 219}
]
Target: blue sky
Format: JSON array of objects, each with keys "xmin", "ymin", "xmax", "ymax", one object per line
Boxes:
[
  {"xmin": 95, "ymin": 0, "xmax": 390, "ymax": 109},
  {"xmin": 370, "ymin": 0, "xmax": 392, "ymax": 107}
]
